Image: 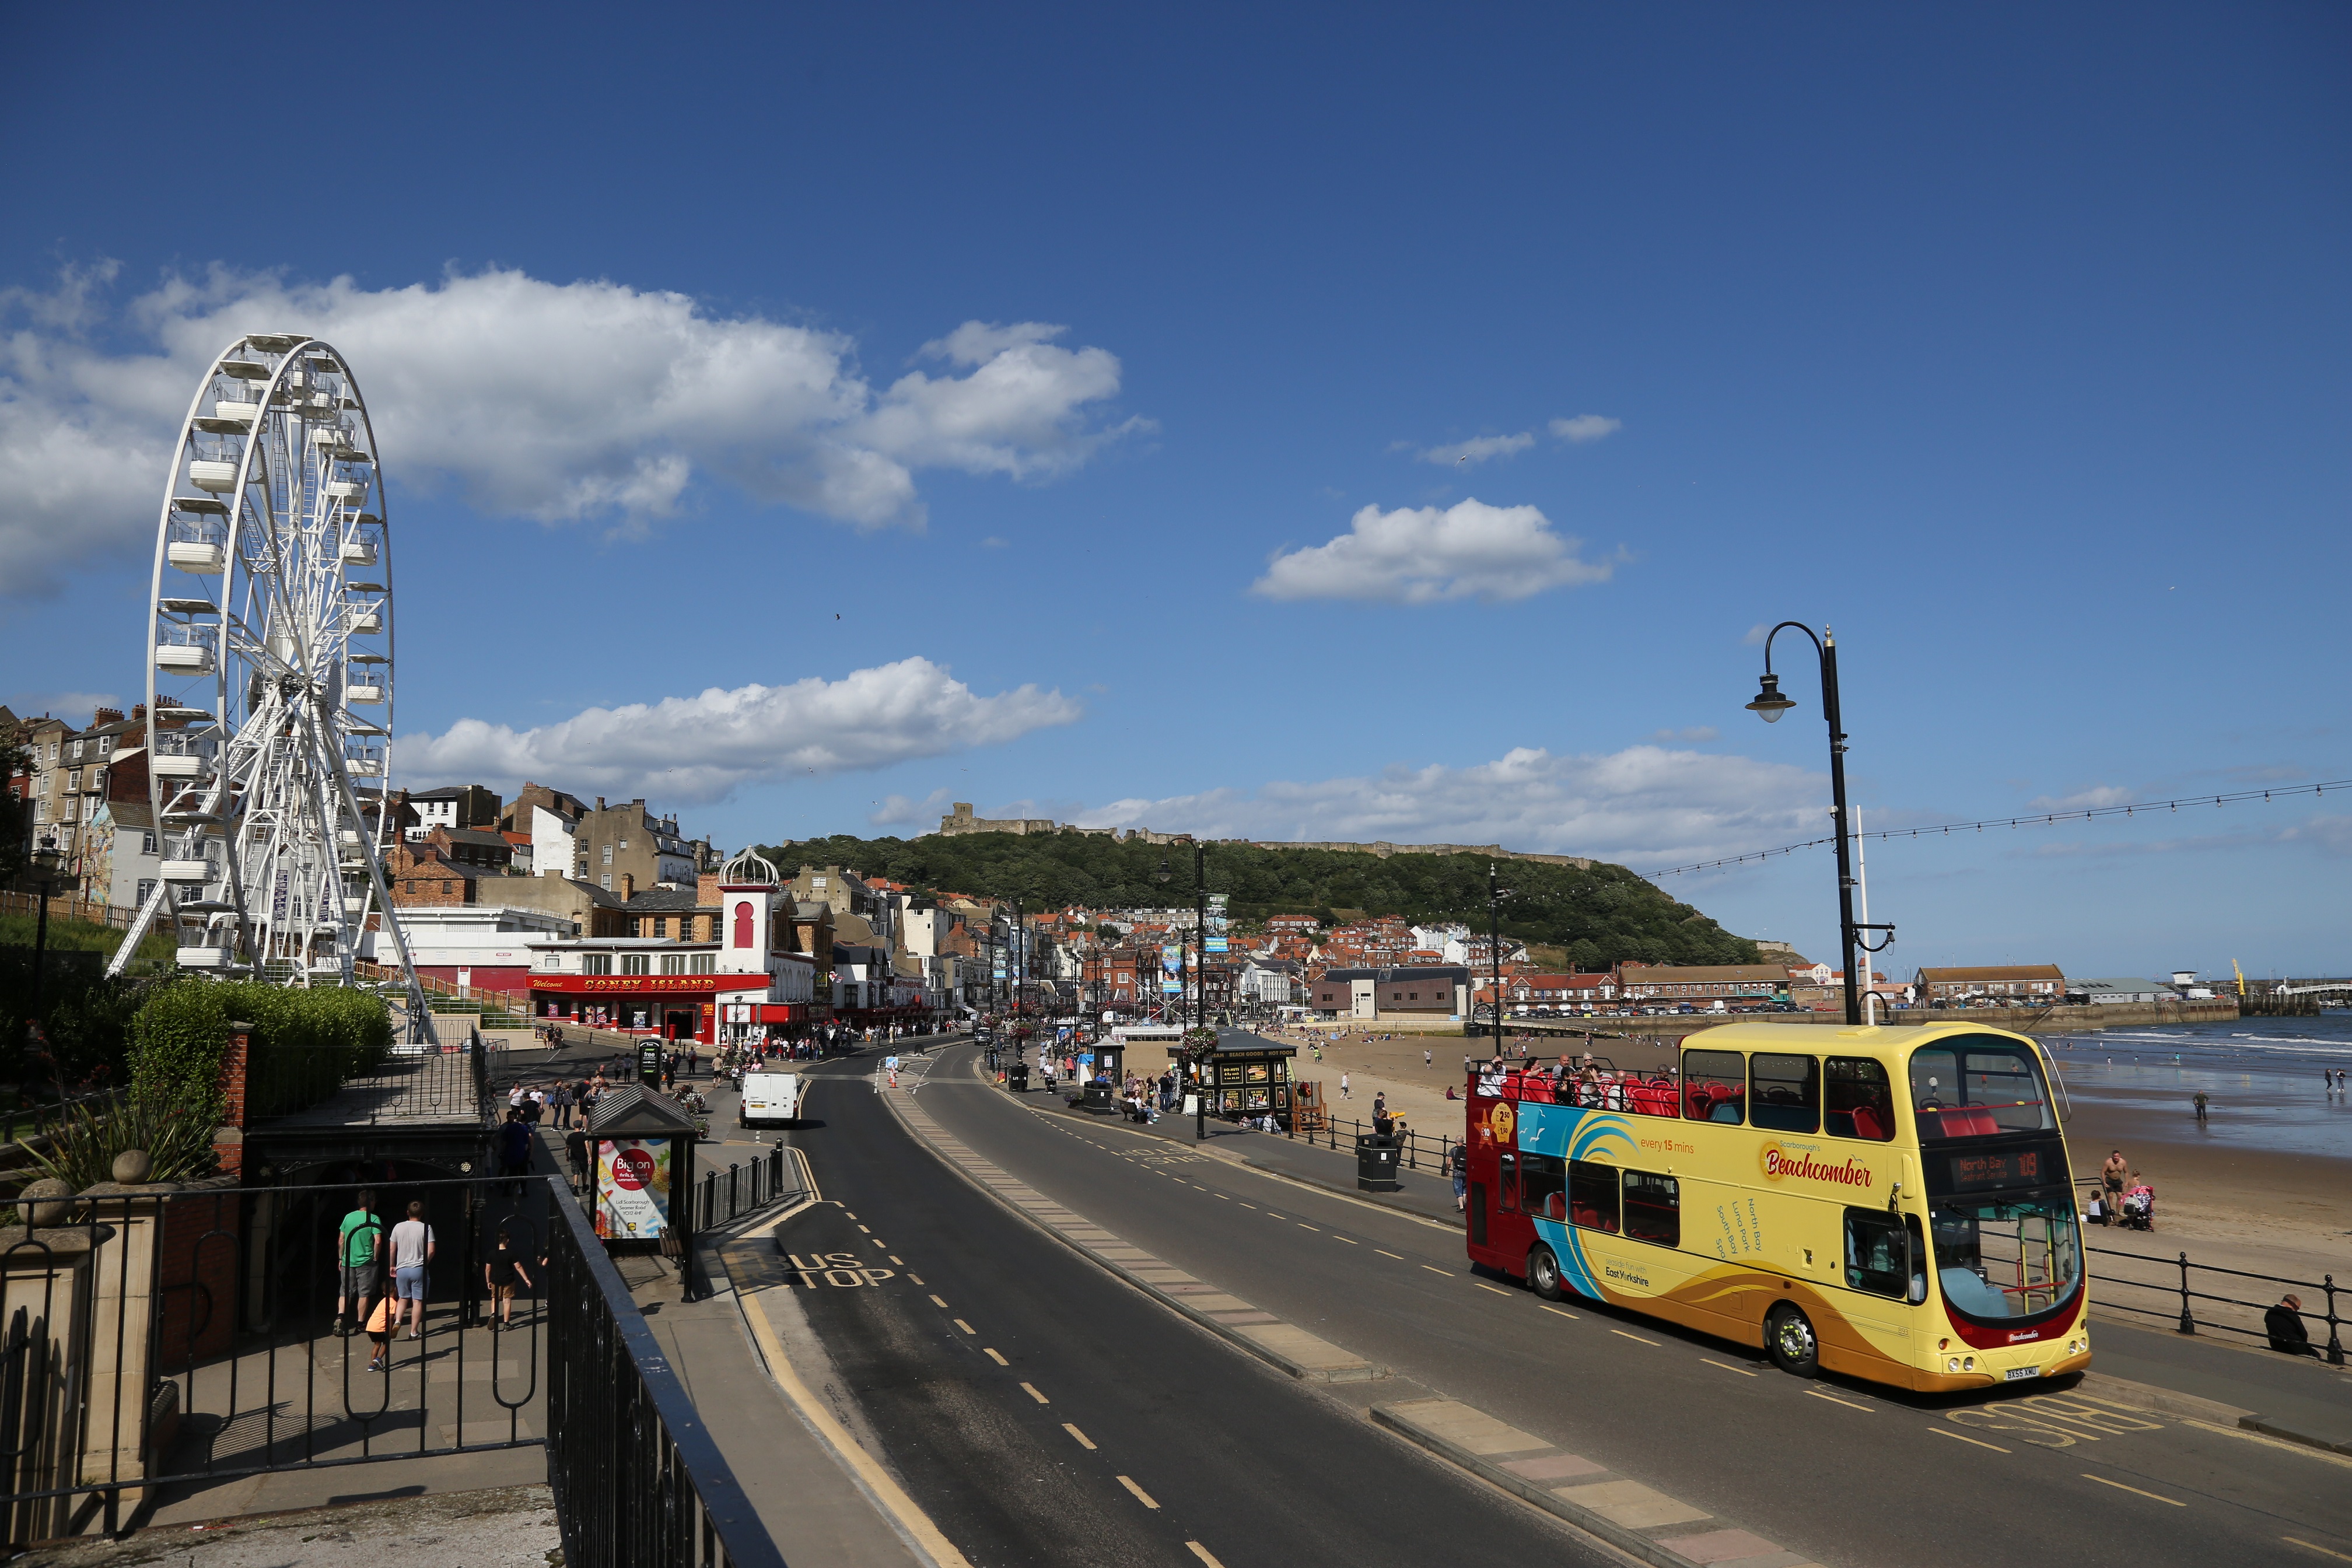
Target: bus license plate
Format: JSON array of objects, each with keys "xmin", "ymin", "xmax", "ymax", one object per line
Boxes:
[{"xmin": 2004, "ymin": 1366, "xmax": 2041, "ymax": 1381}]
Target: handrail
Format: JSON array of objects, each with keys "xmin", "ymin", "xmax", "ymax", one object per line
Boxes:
[{"xmin": 2084, "ymin": 1241, "xmax": 2344, "ymax": 1365}]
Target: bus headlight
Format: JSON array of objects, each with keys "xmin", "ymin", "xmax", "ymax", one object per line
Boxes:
[
  {"xmin": 1946, "ymin": 1357, "xmax": 1961, "ymax": 1372},
  {"xmin": 1963, "ymin": 1356, "xmax": 1976, "ymax": 1371}
]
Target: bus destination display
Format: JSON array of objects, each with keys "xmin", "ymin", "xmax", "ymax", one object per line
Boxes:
[{"xmin": 1948, "ymin": 1147, "xmax": 2043, "ymax": 1191}]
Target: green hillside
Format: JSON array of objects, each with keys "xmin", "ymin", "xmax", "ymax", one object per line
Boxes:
[{"xmin": 757, "ymin": 832, "xmax": 1757, "ymax": 970}]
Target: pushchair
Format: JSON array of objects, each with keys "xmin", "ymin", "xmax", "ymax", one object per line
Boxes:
[{"xmin": 2118, "ymin": 1183, "xmax": 2155, "ymax": 1231}]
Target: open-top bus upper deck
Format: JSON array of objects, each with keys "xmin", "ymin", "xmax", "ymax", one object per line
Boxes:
[{"xmin": 1464, "ymin": 1020, "xmax": 2089, "ymax": 1391}]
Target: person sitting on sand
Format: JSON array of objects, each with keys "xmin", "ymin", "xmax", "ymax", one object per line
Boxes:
[{"xmin": 2266, "ymin": 1294, "xmax": 2322, "ymax": 1359}]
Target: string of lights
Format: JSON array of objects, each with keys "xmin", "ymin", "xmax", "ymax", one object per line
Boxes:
[{"xmin": 1646, "ymin": 777, "xmax": 2349, "ymax": 880}]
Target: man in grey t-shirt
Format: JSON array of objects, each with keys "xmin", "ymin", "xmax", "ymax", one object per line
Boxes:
[{"xmin": 388, "ymin": 1202, "xmax": 435, "ymax": 1339}]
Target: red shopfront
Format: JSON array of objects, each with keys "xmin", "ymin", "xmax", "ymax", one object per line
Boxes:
[{"xmin": 533, "ymin": 974, "xmax": 768, "ymax": 1044}]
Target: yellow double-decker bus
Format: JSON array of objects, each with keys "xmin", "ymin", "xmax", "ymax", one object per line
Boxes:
[{"xmin": 1463, "ymin": 1020, "xmax": 2089, "ymax": 1391}]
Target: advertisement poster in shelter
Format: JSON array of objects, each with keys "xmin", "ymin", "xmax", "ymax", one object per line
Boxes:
[{"xmin": 595, "ymin": 1137, "xmax": 672, "ymax": 1239}]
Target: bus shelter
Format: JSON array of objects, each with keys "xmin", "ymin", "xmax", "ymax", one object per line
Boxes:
[
  {"xmin": 585, "ymin": 1084, "xmax": 701, "ymax": 1252},
  {"xmin": 1204, "ymin": 1028, "xmax": 1298, "ymax": 1126}
]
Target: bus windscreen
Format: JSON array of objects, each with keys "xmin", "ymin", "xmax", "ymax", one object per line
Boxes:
[{"xmin": 1908, "ymin": 1038, "xmax": 2054, "ymax": 1140}]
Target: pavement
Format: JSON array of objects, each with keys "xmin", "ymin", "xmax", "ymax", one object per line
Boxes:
[
  {"xmin": 29, "ymin": 1485, "xmax": 559, "ymax": 1567},
  {"xmin": 888, "ymin": 1041, "xmax": 2352, "ymax": 1568}
]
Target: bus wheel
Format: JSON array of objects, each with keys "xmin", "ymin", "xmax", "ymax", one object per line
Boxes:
[
  {"xmin": 1528, "ymin": 1245, "xmax": 1564, "ymax": 1301},
  {"xmin": 1765, "ymin": 1303, "xmax": 1819, "ymax": 1377}
]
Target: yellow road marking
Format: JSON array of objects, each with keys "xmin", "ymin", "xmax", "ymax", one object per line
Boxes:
[
  {"xmin": 1931, "ymin": 1426, "xmax": 2011, "ymax": 1453},
  {"xmin": 1423, "ymin": 1265, "xmax": 1451, "ymax": 1276},
  {"xmin": 1334, "ymin": 1235, "xmax": 1359, "ymax": 1244},
  {"xmin": 1240, "ymin": 1203, "xmax": 1257, "ymax": 1209},
  {"xmin": 859, "ymin": 1225, "xmax": 871, "ymax": 1233},
  {"xmin": 1797, "ymin": 1391, "xmax": 1872, "ymax": 1420},
  {"xmin": 737, "ymin": 1290, "xmax": 975, "ymax": 1568},
  {"xmin": 2286, "ymin": 1538, "xmax": 2352, "ymax": 1563},
  {"xmin": 1118, "ymin": 1474, "xmax": 1160, "ymax": 1507},
  {"xmin": 982, "ymin": 1348, "xmax": 1007, "ymax": 1366},
  {"xmin": 1611, "ymin": 1329, "xmax": 1661, "ymax": 1346},
  {"xmin": 909, "ymin": 1273, "xmax": 925, "ymax": 1286},
  {"xmin": 889, "ymin": 1256, "xmax": 903, "ymax": 1265},
  {"xmin": 1476, "ymin": 1282, "xmax": 1513, "ymax": 1297},
  {"xmin": 1298, "ymin": 1224, "xmax": 1320, "ymax": 1231},
  {"xmin": 1377, "ymin": 1250, "xmax": 1404, "ymax": 1259},
  {"xmin": 2081, "ymin": 1473, "xmax": 2183, "ymax": 1506},
  {"xmin": 954, "ymin": 1319, "xmax": 975, "ymax": 1335},
  {"xmin": 1539, "ymin": 1303, "xmax": 1581, "ymax": 1321},
  {"xmin": 929, "ymin": 1294, "xmax": 949, "ymax": 1308},
  {"xmin": 1063, "ymin": 1422, "xmax": 1096, "ymax": 1450},
  {"xmin": 1021, "ymin": 1382, "xmax": 1049, "ymax": 1404},
  {"xmin": 1702, "ymin": 1358, "xmax": 1756, "ymax": 1377},
  {"xmin": 1187, "ymin": 1544, "xmax": 1227, "ymax": 1567}
]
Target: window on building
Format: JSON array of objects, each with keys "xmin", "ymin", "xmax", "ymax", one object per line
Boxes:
[
  {"xmin": 441, "ymin": 880, "xmax": 454, "ymax": 895},
  {"xmin": 618, "ymin": 838, "xmax": 629, "ymax": 850},
  {"xmin": 660, "ymin": 954, "xmax": 685, "ymax": 975},
  {"xmin": 583, "ymin": 953, "xmax": 612, "ymax": 975},
  {"xmin": 692, "ymin": 953, "xmax": 714, "ymax": 974},
  {"xmin": 621, "ymin": 953, "xmax": 650, "ymax": 976},
  {"xmin": 600, "ymin": 873, "xmax": 612, "ymax": 891},
  {"xmin": 136, "ymin": 878, "xmax": 157, "ymax": 906}
]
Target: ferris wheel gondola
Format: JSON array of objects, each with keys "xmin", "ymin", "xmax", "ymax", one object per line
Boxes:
[{"xmin": 109, "ymin": 334, "xmax": 435, "ymax": 1044}]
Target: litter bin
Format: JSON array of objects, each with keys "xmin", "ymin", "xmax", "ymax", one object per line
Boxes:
[
  {"xmin": 1082, "ymin": 1079, "xmax": 1116, "ymax": 1114},
  {"xmin": 1009, "ymin": 1062, "xmax": 1030, "ymax": 1091},
  {"xmin": 1356, "ymin": 1133, "xmax": 1401, "ymax": 1192}
]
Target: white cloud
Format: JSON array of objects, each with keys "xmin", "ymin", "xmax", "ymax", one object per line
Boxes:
[
  {"xmin": 397, "ymin": 657, "xmax": 1081, "ymax": 806},
  {"xmin": 1251, "ymin": 498, "xmax": 1617, "ymax": 604},
  {"xmin": 1652, "ymin": 726, "xmax": 1720, "ymax": 744},
  {"xmin": 1419, "ymin": 432, "xmax": 1534, "ymax": 466},
  {"xmin": 1073, "ymin": 744, "xmax": 1825, "ymax": 869},
  {"xmin": 0, "ymin": 266, "xmax": 1142, "ymax": 593},
  {"xmin": 2283, "ymin": 814, "xmax": 2352, "ymax": 856},
  {"xmin": 1550, "ymin": 414, "xmax": 1623, "ymax": 444},
  {"xmin": 870, "ymin": 787, "xmax": 961, "ymax": 828}
]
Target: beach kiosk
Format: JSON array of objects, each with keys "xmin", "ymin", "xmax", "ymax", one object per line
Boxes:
[
  {"xmin": 1206, "ymin": 1028, "xmax": 1298, "ymax": 1127},
  {"xmin": 586, "ymin": 1085, "xmax": 701, "ymax": 1251}
]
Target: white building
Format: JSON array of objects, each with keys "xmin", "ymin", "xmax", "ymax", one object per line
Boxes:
[
  {"xmin": 380, "ymin": 904, "xmax": 579, "ymax": 993},
  {"xmin": 531, "ymin": 803, "xmax": 581, "ymax": 878}
]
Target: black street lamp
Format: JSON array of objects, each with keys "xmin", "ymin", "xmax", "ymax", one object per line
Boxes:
[
  {"xmin": 1486, "ymin": 863, "xmax": 1511, "ymax": 1048},
  {"xmin": 26, "ymin": 836, "xmax": 64, "ymax": 1072},
  {"xmin": 1746, "ymin": 622, "xmax": 1894, "ymax": 1026},
  {"xmin": 1192, "ymin": 844, "xmax": 1210, "ymax": 1141}
]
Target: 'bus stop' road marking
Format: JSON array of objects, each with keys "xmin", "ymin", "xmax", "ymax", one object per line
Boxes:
[{"xmin": 1805, "ymin": 1389, "xmax": 1871, "ymax": 1412}]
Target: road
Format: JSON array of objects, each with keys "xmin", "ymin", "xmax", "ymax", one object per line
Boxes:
[
  {"xmin": 768, "ymin": 1040, "xmax": 2352, "ymax": 1568},
  {"xmin": 749, "ymin": 1046, "xmax": 1623, "ymax": 1568}
]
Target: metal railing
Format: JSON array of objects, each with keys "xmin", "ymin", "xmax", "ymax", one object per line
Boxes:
[
  {"xmin": 2085, "ymin": 1242, "xmax": 2345, "ymax": 1364},
  {"xmin": 0, "ymin": 1175, "xmax": 550, "ymax": 1539},
  {"xmin": 545, "ymin": 1172, "xmax": 785, "ymax": 1568},
  {"xmin": 1286, "ymin": 1108, "xmax": 1460, "ymax": 1176},
  {"xmin": 693, "ymin": 1147, "xmax": 800, "ymax": 1234}
]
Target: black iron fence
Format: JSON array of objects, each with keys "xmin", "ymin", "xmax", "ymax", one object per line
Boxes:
[
  {"xmin": 0, "ymin": 1174, "xmax": 547, "ymax": 1542},
  {"xmin": 1286, "ymin": 1109, "xmax": 1461, "ymax": 1177},
  {"xmin": 693, "ymin": 1147, "xmax": 801, "ymax": 1234},
  {"xmin": 2087, "ymin": 1242, "xmax": 2345, "ymax": 1364},
  {"xmin": 545, "ymin": 1172, "xmax": 784, "ymax": 1568}
]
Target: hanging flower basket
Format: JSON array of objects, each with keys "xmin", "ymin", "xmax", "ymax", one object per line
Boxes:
[{"xmin": 1181, "ymin": 1026, "xmax": 1220, "ymax": 1054}]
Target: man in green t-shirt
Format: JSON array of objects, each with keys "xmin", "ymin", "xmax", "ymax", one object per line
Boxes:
[{"xmin": 337, "ymin": 1190, "xmax": 383, "ymax": 1336}]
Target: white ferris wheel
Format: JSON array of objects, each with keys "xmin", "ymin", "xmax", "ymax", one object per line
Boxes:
[{"xmin": 108, "ymin": 332, "xmax": 436, "ymax": 1042}]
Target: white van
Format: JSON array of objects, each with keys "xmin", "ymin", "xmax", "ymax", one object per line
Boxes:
[{"xmin": 738, "ymin": 1072, "xmax": 807, "ymax": 1128}]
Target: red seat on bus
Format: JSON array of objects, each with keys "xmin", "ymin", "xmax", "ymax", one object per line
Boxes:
[{"xmin": 1850, "ymin": 1104, "xmax": 1886, "ymax": 1140}]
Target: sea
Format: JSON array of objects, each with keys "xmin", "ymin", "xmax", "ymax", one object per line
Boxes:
[{"xmin": 2032, "ymin": 1012, "xmax": 2352, "ymax": 1158}]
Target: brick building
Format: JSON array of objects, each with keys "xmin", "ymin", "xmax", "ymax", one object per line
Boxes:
[{"xmin": 1915, "ymin": 965, "xmax": 2066, "ymax": 1005}]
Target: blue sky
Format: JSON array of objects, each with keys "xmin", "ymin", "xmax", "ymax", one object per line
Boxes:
[{"xmin": 4, "ymin": 4, "xmax": 2346, "ymax": 975}]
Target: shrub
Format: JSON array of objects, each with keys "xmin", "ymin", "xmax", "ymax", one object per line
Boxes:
[
  {"xmin": 130, "ymin": 980, "xmax": 393, "ymax": 1125},
  {"xmin": 20, "ymin": 1090, "xmax": 219, "ymax": 1191}
]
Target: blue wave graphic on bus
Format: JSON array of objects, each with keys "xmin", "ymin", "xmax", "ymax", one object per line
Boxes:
[{"xmin": 1514, "ymin": 1106, "xmax": 1636, "ymax": 1301}]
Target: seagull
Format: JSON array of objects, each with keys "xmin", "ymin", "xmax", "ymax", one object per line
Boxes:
[{"xmin": 1457, "ymin": 454, "xmax": 1468, "ymax": 464}]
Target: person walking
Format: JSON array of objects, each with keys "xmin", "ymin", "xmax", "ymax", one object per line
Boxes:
[
  {"xmin": 1425, "ymin": 1049, "xmax": 1433, "ymax": 1069},
  {"xmin": 2193, "ymin": 1089, "xmax": 2210, "ymax": 1123},
  {"xmin": 550, "ymin": 1080, "xmax": 574, "ymax": 1129},
  {"xmin": 499, "ymin": 1109, "xmax": 533, "ymax": 1184},
  {"xmin": 335, "ymin": 1189, "xmax": 383, "ymax": 1338},
  {"xmin": 388, "ymin": 1200, "xmax": 434, "ymax": 1339},
  {"xmin": 1450, "ymin": 1143, "xmax": 1468, "ymax": 1211},
  {"xmin": 2101, "ymin": 1149, "xmax": 2127, "ymax": 1216},
  {"xmin": 485, "ymin": 1228, "xmax": 533, "ymax": 1330}
]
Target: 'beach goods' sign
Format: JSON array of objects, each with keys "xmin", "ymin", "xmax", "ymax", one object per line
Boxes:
[{"xmin": 596, "ymin": 1138, "xmax": 673, "ymax": 1238}]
